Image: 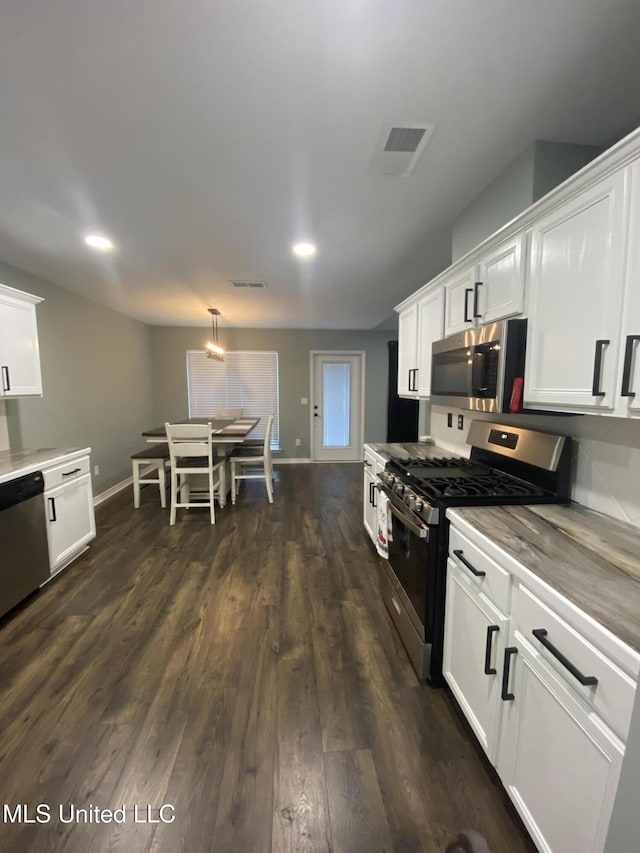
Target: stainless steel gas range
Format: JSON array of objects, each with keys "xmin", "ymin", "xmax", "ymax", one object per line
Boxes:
[{"xmin": 376, "ymin": 421, "xmax": 572, "ymax": 684}]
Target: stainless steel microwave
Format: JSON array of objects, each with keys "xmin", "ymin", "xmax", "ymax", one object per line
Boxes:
[{"xmin": 430, "ymin": 319, "xmax": 527, "ymax": 413}]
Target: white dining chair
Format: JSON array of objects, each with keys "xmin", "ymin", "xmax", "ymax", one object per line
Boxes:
[
  {"xmin": 216, "ymin": 407, "xmax": 243, "ymax": 418},
  {"xmin": 165, "ymin": 422, "xmax": 225, "ymax": 525},
  {"xmin": 229, "ymin": 414, "xmax": 274, "ymax": 504},
  {"xmin": 131, "ymin": 443, "xmax": 170, "ymax": 508}
]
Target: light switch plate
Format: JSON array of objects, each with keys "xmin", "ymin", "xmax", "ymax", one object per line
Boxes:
[{"xmin": 300, "ymin": 397, "xmax": 308, "ymax": 405}]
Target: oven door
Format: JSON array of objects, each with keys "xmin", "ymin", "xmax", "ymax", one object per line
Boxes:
[{"xmin": 385, "ymin": 494, "xmax": 434, "ymax": 641}]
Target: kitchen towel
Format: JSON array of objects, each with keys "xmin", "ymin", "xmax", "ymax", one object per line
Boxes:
[{"xmin": 376, "ymin": 489, "xmax": 392, "ymax": 559}]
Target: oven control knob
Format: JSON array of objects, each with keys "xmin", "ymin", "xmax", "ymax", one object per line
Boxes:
[
  {"xmin": 393, "ymin": 483, "xmax": 404, "ymax": 495},
  {"xmin": 403, "ymin": 492, "xmax": 413, "ymax": 507},
  {"xmin": 414, "ymin": 499, "xmax": 423, "ymax": 513}
]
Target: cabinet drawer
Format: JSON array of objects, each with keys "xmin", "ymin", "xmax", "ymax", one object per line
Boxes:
[
  {"xmin": 512, "ymin": 582, "xmax": 637, "ymax": 740},
  {"xmin": 43, "ymin": 456, "xmax": 91, "ymax": 490},
  {"xmin": 449, "ymin": 525, "xmax": 511, "ymax": 614},
  {"xmin": 364, "ymin": 447, "xmax": 385, "ymax": 476}
]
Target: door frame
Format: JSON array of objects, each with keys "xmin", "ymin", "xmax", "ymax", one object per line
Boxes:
[{"xmin": 309, "ymin": 350, "xmax": 366, "ymax": 462}]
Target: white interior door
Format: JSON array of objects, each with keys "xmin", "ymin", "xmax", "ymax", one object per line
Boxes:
[{"xmin": 311, "ymin": 352, "xmax": 364, "ymax": 462}]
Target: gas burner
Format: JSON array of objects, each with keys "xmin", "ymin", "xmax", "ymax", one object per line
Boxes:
[{"xmin": 402, "ymin": 456, "xmax": 471, "ymax": 469}]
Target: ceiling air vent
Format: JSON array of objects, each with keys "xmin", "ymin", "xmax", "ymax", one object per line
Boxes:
[
  {"xmin": 369, "ymin": 121, "xmax": 435, "ymax": 177},
  {"xmin": 230, "ymin": 280, "xmax": 267, "ymax": 289}
]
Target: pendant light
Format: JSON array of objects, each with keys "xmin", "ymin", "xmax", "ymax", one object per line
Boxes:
[{"xmin": 206, "ymin": 308, "xmax": 225, "ymax": 361}]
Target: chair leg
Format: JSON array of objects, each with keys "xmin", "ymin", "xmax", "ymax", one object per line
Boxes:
[
  {"xmin": 170, "ymin": 468, "xmax": 178, "ymax": 525},
  {"xmin": 265, "ymin": 463, "xmax": 274, "ymax": 503},
  {"xmin": 133, "ymin": 461, "xmax": 141, "ymax": 509},
  {"xmin": 231, "ymin": 460, "xmax": 237, "ymax": 505},
  {"xmin": 209, "ymin": 472, "xmax": 215, "ymax": 525},
  {"xmin": 218, "ymin": 462, "xmax": 226, "ymax": 508},
  {"xmin": 158, "ymin": 464, "xmax": 167, "ymax": 509}
]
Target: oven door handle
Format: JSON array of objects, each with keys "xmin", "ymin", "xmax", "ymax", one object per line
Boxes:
[{"xmin": 381, "ymin": 491, "xmax": 429, "ymax": 539}]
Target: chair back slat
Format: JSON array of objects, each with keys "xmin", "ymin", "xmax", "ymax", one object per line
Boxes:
[
  {"xmin": 165, "ymin": 422, "xmax": 213, "ymax": 463},
  {"xmin": 216, "ymin": 407, "xmax": 243, "ymax": 418}
]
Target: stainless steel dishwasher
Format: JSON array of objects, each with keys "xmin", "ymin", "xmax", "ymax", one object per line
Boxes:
[{"xmin": 0, "ymin": 470, "xmax": 50, "ymax": 619}]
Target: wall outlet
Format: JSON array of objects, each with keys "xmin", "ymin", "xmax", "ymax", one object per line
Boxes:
[
  {"xmin": 300, "ymin": 397, "xmax": 308, "ymax": 405},
  {"xmin": 458, "ymin": 414, "xmax": 464, "ymax": 430},
  {"xmin": 447, "ymin": 413, "xmax": 453, "ymax": 428},
  {"xmin": 94, "ymin": 464, "xmax": 100, "ymax": 476},
  {"xmin": 295, "ymin": 438, "xmax": 301, "ymax": 446}
]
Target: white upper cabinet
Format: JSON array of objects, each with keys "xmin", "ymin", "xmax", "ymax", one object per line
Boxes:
[
  {"xmin": 524, "ymin": 170, "xmax": 628, "ymax": 412},
  {"xmin": 397, "ymin": 301, "xmax": 419, "ymax": 398},
  {"xmin": 475, "ymin": 232, "xmax": 526, "ymax": 325},
  {"xmin": 396, "ymin": 127, "xmax": 640, "ymax": 417},
  {"xmin": 397, "ymin": 285, "xmax": 444, "ymax": 399},
  {"xmin": 0, "ymin": 284, "xmax": 44, "ymax": 397},
  {"xmin": 443, "ymin": 235, "xmax": 526, "ymax": 338},
  {"xmin": 443, "ymin": 265, "xmax": 478, "ymax": 337},
  {"xmin": 416, "ymin": 286, "xmax": 444, "ymax": 398},
  {"xmin": 618, "ymin": 159, "xmax": 640, "ymax": 416}
]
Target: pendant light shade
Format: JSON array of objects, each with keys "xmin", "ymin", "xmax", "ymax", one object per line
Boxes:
[{"xmin": 206, "ymin": 308, "xmax": 225, "ymax": 361}]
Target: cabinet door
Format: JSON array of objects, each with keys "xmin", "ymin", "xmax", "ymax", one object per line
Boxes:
[
  {"xmin": 363, "ymin": 465, "xmax": 378, "ymax": 544},
  {"xmin": 476, "ymin": 232, "xmax": 525, "ymax": 325},
  {"xmin": 497, "ymin": 629, "xmax": 624, "ymax": 853},
  {"xmin": 416, "ymin": 287, "xmax": 444, "ymax": 398},
  {"xmin": 443, "ymin": 559, "xmax": 507, "ymax": 764},
  {"xmin": 397, "ymin": 303, "xmax": 418, "ymax": 398},
  {"xmin": 618, "ymin": 159, "xmax": 640, "ymax": 416},
  {"xmin": 443, "ymin": 266, "xmax": 478, "ymax": 337},
  {"xmin": 0, "ymin": 292, "xmax": 43, "ymax": 397},
  {"xmin": 524, "ymin": 170, "xmax": 628, "ymax": 412},
  {"xmin": 45, "ymin": 474, "xmax": 96, "ymax": 572}
]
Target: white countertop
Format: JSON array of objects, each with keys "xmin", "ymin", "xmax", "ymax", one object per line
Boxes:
[{"xmin": 0, "ymin": 448, "xmax": 91, "ymax": 485}]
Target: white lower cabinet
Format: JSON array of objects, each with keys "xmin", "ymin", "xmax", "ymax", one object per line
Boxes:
[
  {"xmin": 498, "ymin": 628, "xmax": 624, "ymax": 853},
  {"xmin": 363, "ymin": 446, "xmax": 385, "ymax": 545},
  {"xmin": 443, "ymin": 558, "xmax": 507, "ymax": 763},
  {"xmin": 444, "ymin": 518, "xmax": 637, "ymax": 853},
  {"xmin": 43, "ymin": 455, "xmax": 96, "ymax": 574}
]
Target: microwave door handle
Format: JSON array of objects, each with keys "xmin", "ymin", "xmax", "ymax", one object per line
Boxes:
[{"xmin": 471, "ymin": 351, "xmax": 487, "ymax": 394}]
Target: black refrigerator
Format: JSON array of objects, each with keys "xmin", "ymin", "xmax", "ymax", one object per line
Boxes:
[{"xmin": 386, "ymin": 341, "xmax": 419, "ymax": 442}]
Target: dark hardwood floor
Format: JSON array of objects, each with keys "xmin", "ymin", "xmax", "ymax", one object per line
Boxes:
[{"xmin": 0, "ymin": 464, "xmax": 535, "ymax": 853}]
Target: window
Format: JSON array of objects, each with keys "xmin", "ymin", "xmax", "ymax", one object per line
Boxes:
[{"xmin": 186, "ymin": 350, "xmax": 280, "ymax": 449}]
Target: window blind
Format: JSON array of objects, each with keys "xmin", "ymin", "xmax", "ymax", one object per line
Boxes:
[{"xmin": 186, "ymin": 350, "xmax": 280, "ymax": 449}]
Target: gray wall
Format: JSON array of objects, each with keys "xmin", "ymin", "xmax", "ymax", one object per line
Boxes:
[
  {"xmin": 150, "ymin": 326, "xmax": 391, "ymax": 459},
  {"xmin": 532, "ymin": 140, "xmax": 601, "ymax": 201},
  {"xmin": 452, "ymin": 141, "xmax": 600, "ymax": 261},
  {"xmin": 0, "ymin": 260, "xmax": 154, "ymax": 494}
]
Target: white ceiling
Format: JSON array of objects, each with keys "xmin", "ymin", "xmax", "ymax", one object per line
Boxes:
[{"xmin": 1, "ymin": 0, "xmax": 640, "ymax": 330}]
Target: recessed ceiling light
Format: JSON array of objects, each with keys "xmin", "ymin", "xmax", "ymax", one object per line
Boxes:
[
  {"xmin": 83, "ymin": 233, "xmax": 115, "ymax": 251},
  {"xmin": 292, "ymin": 242, "xmax": 316, "ymax": 258}
]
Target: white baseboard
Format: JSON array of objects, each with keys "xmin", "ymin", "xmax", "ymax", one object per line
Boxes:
[
  {"xmin": 94, "ymin": 476, "xmax": 132, "ymax": 507},
  {"xmin": 273, "ymin": 458, "xmax": 312, "ymax": 465}
]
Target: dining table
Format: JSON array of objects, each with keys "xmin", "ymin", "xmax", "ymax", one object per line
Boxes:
[
  {"xmin": 142, "ymin": 416, "xmax": 260, "ymax": 444},
  {"xmin": 141, "ymin": 417, "xmax": 261, "ymax": 508}
]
